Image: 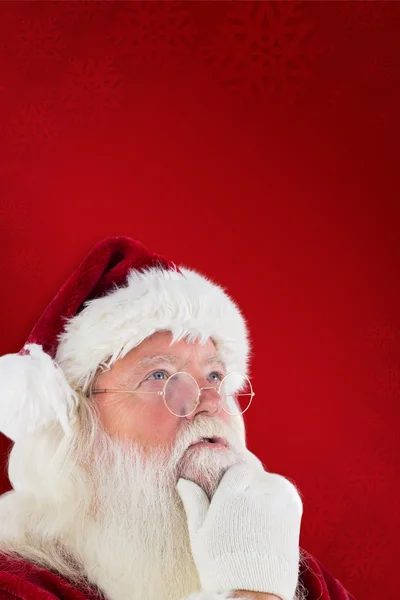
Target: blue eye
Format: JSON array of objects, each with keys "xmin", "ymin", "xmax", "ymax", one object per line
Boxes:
[
  {"xmin": 148, "ymin": 370, "xmax": 170, "ymax": 381},
  {"xmin": 208, "ymin": 371, "xmax": 224, "ymax": 383}
]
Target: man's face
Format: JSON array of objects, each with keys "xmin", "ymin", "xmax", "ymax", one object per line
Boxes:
[
  {"xmin": 92, "ymin": 330, "xmax": 243, "ymax": 450},
  {"xmin": 91, "ymin": 330, "xmax": 248, "ymax": 496}
]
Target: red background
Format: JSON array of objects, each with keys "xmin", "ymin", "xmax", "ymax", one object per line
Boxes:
[{"xmin": 1, "ymin": 2, "xmax": 399, "ymax": 599}]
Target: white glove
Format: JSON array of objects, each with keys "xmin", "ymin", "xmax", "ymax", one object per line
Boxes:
[{"xmin": 177, "ymin": 461, "xmax": 303, "ymax": 600}]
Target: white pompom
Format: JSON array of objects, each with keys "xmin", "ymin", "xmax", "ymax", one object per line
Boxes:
[{"xmin": 0, "ymin": 344, "xmax": 79, "ymax": 442}]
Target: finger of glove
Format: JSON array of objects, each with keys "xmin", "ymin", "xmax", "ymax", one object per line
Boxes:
[{"xmin": 177, "ymin": 478, "xmax": 210, "ymax": 532}]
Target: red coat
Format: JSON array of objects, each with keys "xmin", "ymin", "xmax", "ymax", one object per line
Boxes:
[{"xmin": 0, "ymin": 550, "xmax": 355, "ymax": 600}]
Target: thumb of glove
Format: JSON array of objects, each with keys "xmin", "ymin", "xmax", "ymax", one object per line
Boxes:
[{"xmin": 177, "ymin": 478, "xmax": 210, "ymax": 533}]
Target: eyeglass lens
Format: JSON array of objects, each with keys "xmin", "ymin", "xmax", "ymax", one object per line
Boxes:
[{"xmin": 164, "ymin": 372, "xmax": 253, "ymax": 417}]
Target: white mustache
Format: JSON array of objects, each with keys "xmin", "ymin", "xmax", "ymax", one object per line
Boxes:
[{"xmin": 171, "ymin": 415, "xmax": 243, "ymax": 459}]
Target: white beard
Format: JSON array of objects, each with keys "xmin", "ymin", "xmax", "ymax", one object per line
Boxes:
[{"xmin": 63, "ymin": 416, "xmax": 250, "ymax": 600}]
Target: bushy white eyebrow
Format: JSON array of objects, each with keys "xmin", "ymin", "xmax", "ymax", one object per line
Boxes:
[
  {"xmin": 204, "ymin": 355, "xmax": 226, "ymax": 369},
  {"xmin": 137, "ymin": 354, "xmax": 178, "ymax": 368},
  {"xmin": 135, "ymin": 353, "xmax": 226, "ymax": 371}
]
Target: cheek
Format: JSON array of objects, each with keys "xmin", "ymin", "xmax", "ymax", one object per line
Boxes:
[
  {"xmin": 95, "ymin": 397, "xmax": 180, "ymax": 443},
  {"xmin": 95, "ymin": 397, "xmax": 132, "ymax": 436},
  {"xmin": 141, "ymin": 410, "xmax": 180, "ymax": 445}
]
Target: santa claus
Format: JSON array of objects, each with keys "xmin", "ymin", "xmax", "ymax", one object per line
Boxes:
[{"xmin": 0, "ymin": 237, "xmax": 355, "ymax": 600}]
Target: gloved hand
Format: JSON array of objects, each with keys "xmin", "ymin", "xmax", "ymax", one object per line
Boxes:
[{"xmin": 177, "ymin": 461, "xmax": 303, "ymax": 600}]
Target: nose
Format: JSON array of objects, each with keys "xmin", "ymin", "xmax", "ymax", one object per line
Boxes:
[{"xmin": 185, "ymin": 386, "xmax": 224, "ymax": 420}]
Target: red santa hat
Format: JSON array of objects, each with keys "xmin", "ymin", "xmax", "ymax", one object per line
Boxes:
[{"xmin": 0, "ymin": 236, "xmax": 249, "ymax": 442}]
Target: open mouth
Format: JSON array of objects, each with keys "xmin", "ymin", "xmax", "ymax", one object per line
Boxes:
[{"xmin": 190, "ymin": 436, "xmax": 228, "ymax": 448}]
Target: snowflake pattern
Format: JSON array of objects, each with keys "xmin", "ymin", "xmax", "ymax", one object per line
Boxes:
[
  {"xmin": 373, "ymin": 365, "xmax": 400, "ymax": 398},
  {"xmin": 303, "ymin": 488, "xmax": 341, "ymax": 546},
  {"xmin": 362, "ymin": 56, "xmax": 396, "ymax": 89},
  {"xmin": 60, "ymin": 56, "xmax": 123, "ymax": 120},
  {"xmin": 324, "ymin": 81, "xmax": 349, "ymax": 108},
  {"xmin": 0, "ymin": 180, "xmax": 30, "ymax": 235},
  {"xmin": 200, "ymin": 1, "xmax": 322, "ymax": 109},
  {"xmin": 15, "ymin": 16, "xmax": 63, "ymax": 70},
  {"xmin": 342, "ymin": 448, "xmax": 392, "ymax": 499},
  {"xmin": 336, "ymin": 0, "xmax": 393, "ymax": 36},
  {"xmin": 58, "ymin": 0, "xmax": 110, "ymax": 24},
  {"xmin": 374, "ymin": 103, "xmax": 393, "ymax": 131},
  {"xmin": 363, "ymin": 321, "xmax": 397, "ymax": 350},
  {"xmin": 109, "ymin": 1, "xmax": 194, "ymax": 73},
  {"xmin": 11, "ymin": 102, "xmax": 59, "ymax": 151},
  {"xmin": 6, "ymin": 244, "xmax": 42, "ymax": 285},
  {"xmin": 301, "ymin": 472, "xmax": 367, "ymax": 546},
  {"xmin": 338, "ymin": 523, "xmax": 387, "ymax": 582}
]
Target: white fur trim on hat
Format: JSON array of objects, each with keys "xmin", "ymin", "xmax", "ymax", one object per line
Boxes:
[
  {"xmin": 0, "ymin": 266, "xmax": 249, "ymax": 442},
  {"xmin": 57, "ymin": 266, "xmax": 250, "ymax": 393}
]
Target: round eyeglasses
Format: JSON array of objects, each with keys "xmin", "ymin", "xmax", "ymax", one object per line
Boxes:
[{"xmin": 91, "ymin": 371, "xmax": 255, "ymax": 417}]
